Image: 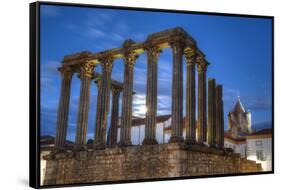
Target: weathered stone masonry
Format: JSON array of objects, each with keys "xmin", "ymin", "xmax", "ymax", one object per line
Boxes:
[
  {"xmin": 45, "ymin": 27, "xmax": 262, "ymax": 185},
  {"xmin": 44, "ymin": 144, "xmax": 262, "ymax": 185}
]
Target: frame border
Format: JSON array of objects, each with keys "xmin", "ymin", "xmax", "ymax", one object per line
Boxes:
[{"xmin": 29, "ymin": 1, "xmax": 274, "ymax": 189}]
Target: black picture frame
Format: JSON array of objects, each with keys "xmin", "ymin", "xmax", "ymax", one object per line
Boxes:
[{"xmin": 29, "ymin": 1, "xmax": 274, "ymax": 189}]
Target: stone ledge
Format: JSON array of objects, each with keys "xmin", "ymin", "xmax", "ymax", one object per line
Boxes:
[{"xmin": 44, "ymin": 143, "xmax": 241, "ymax": 161}]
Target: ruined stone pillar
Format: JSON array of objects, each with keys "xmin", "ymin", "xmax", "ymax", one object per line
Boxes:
[
  {"xmin": 197, "ymin": 56, "xmax": 207, "ymax": 144},
  {"xmin": 119, "ymin": 40, "xmax": 138, "ymax": 146},
  {"xmin": 184, "ymin": 47, "xmax": 196, "ymax": 144},
  {"xmin": 168, "ymin": 37, "xmax": 185, "ymax": 143},
  {"xmin": 215, "ymin": 85, "xmax": 224, "ymax": 149},
  {"xmin": 94, "ymin": 79, "xmax": 102, "ymax": 147},
  {"xmin": 75, "ymin": 62, "xmax": 95, "ymax": 150},
  {"xmin": 93, "ymin": 57, "xmax": 113, "ymax": 149},
  {"xmin": 55, "ymin": 66, "xmax": 73, "ymax": 150},
  {"xmin": 207, "ymin": 78, "xmax": 216, "ymax": 147},
  {"xmin": 142, "ymin": 44, "xmax": 162, "ymax": 145},
  {"xmin": 107, "ymin": 85, "xmax": 122, "ymax": 147}
]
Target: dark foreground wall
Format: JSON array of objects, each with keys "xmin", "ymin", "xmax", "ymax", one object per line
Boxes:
[{"xmin": 43, "ymin": 143, "xmax": 262, "ymax": 185}]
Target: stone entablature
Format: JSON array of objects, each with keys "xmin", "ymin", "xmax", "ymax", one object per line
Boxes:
[{"xmin": 43, "ymin": 143, "xmax": 262, "ymax": 185}]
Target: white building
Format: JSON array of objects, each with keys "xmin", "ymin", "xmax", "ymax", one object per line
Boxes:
[
  {"xmin": 224, "ymin": 98, "xmax": 272, "ymax": 171},
  {"xmin": 117, "ymin": 115, "xmax": 199, "ymax": 144},
  {"xmin": 117, "ymin": 115, "xmax": 171, "ymax": 144},
  {"xmin": 245, "ymin": 129, "xmax": 272, "ymax": 171}
]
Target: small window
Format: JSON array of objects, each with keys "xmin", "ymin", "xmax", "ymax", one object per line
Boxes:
[
  {"xmin": 256, "ymin": 140, "xmax": 263, "ymax": 146},
  {"xmin": 256, "ymin": 150, "xmax": 265, "ymax": 161}
]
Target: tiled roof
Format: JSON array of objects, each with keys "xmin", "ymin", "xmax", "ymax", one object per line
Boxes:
[
  {"xmin": 40, "ymin": 135, "xmax": 74, "ymax": 147},
  {"xmin": 164, "ymin": 117, "xmax": 198, "ymax": 131},
  {"xmin": 224, "ymin": 132, "xmax": 246, "ymax": 142},
  {"xmin": 118, "ymin": 114, "xmax": 171, "ymax": 127},
  {"xmin": 249, "ymin": 128, "xmax": 272, "ymax": 136},
  {"xmin": 233, "ymin": 97, "xmax": 246, "ymax": 113}
]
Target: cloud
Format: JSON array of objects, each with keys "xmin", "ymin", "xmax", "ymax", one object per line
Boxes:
[
  {"xmin": 115, "ymin": 22, "xmax": 129, "ymax": 33},
  {"xmin": 240, "ymin": 95, "xmax": 272, "ymax": 111},
  {"xmin": 87, "ymin": 28, "xmax": 106, "ymax": 38},
  {"xmin": 41, "ymin": 60, "xmax": 61, "ymax": 92},
  {"xmin": 223, "ymin": 87, "xmax": 271, "ymax": 113}
]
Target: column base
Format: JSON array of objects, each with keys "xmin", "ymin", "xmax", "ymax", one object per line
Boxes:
[
  {"xmin": 218, "ymin": 144, "xmax": 224, "ymax": 150},
  {"xmin": 168, "ymin": 135, "xmax": 184, "ymax": 143},
  {"xmin": 142, "ymin": 138, "xmax": 158, "ymax": 145},
  {"xmin": 93, "ymin": 143, "xmax": 106, "ymax": 150},
  {"xmin": 107, "ymin": 143, "xmax": 117, "ymax": 148},
  {"xmin": 184, "ymin": 138, "xmax": 196, "ymax": 145},
  {"xmin": 52, "ymin": 146, "xmax": 67, "ymax": 153},
  {"xmin": 209, "ymin": 144, "xmax": 219, "ymax": 149},
  {"xmin": 73, "ymin": 145, "xmax": 87, "ymax": 152},
  {"xmin": 118, "ymin": 140, "xmax": 132, "ymax": 147}
]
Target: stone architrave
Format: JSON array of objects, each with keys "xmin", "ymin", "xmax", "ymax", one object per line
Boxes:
[
  {"xmin": 168, "ymin": 36, "xmax": 185, "ymax": 143},
  {"xmin": 75, "ymin": 62, "xmax": 95, "ymax": 150},
  {"xmin": 207, "ymin": 78, "xmax": 216, "ymax": 148},
  {"xmin": 215, "ymin": 85, "xmax": 224, "ymax": 149},
  {"xmin": 142, "ymin": 43, "xmax": 162, "ymax": 145},
  {"xmin": 54, "ymin": 66, "xmax": 73, "ymax": 150},
  {"xmin": 184, "ymin": 47, "xmax": 197, "ymax": 144},
  {"xmin": 119, "ymin": 40, "xmax": 138, "ymax": 146},
  {"xmin": 107, "ymin": 85, "xmax": 122, "ymax": 147},
  {"xmin": 197, "ymin": 55, "xmax": 207, "ymax": 144},
  {"xmin": 93, "ymin": 57, "xmax": 114, "ymax": 149}
]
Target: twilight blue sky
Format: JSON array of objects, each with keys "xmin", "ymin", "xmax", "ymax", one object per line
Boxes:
[{"xmin": 40, "ymin": 4, "xmax": 272, "ymax": 141}]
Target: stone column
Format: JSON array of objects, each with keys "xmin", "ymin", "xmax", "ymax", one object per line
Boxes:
[
  {"xmin": 184, "ymin": 47, "xmax": 196, "ymax": 144},
  {"xmin": 93, "ymin": 79, "xmax": 102, "ymax": 145},
  {"xmin": 54, "ymin": 66, "xmax": 73, "ymax": 150},
  {"xmin": 215, "ymin": 85, "xmax": 224, "ymax": 149},
  {"xmin": 93, "ymin": 57, "xmax": 114, "ymax": 149},
  {"xmin": 197, "ymin": 56, "xmax": 207, "ymax": 144},
  {"xmin": 142, "ymin": 44, "xmax": 162, "ymax": 145},
  {"xmin": 119, "ymin": 42, "xmax": 138, "ymax": 146},
  {"xmin": 168, "ymin": 37, "xmax": 185, "ymax": 143},
  {"xmin": 207, "ymin": 78, "xmax": 216, "ymax": 148},
  {"xmin": 75, "ymin": 62, "xmax": 95, "ymax": 150},
  {"xmin": 107, "ymin": 85, "xmax": 122, "ymax": 147}
]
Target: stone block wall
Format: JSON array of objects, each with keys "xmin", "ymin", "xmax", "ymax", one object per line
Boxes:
[{"xmin": 43, "ymin": 143, "xmax": 262, "ymax": 186}]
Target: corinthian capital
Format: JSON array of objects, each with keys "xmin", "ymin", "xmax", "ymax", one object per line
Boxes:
[
  {"xmin": 168, "ymin": 36, "xmax": 186, "ymax": 53},
  {"xmin": 144, "ymin": 43, "xmax": 162, "ymax": 61},
  {"xmin": 184, "ymin": 47, "xmax": 197, "ymax": 64},
  {"xmin": 111, "ymin": 84, "xmax": 122, "ymax": 95},
  {"xmin": 99, "ymin": 56, "xmax": 114, "ymax": 73},
  {"xmin": 59, "ymin": 66, "xmax": 73, "ymax": 79},
  {"xmin": 79, "ymin": 61, "xmax": 95, "ymax": 78},
  {"xmin": 122, "ymin": 39, "xmax": 139, "ymax": 68},
  {"xmin": 123, "ymin": 51, "xmax": 138, "ymax": 68},
  {"xmin": 196, "ymin": 55, "xmax": 208, "ymax": 72}
]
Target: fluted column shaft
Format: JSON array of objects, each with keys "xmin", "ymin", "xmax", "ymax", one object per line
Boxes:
[
  {"xmin": 168, "ymin": 37, "xmax": 185, "ymax": 143},
  {"xmin": 94, "ymin": 57, "xmax": 113, "ymax": 149},
  {"xmin": 207, "ymin": 78, "xmax": 216, "ymax": 147},
  {"xmin": 197, "ymin": 57, "xmax": 207, "ymax": 144},
  {"xmin": 119, "ymin": 50, "xmax": 138, "ymax": 146},
  {"xmin": 94, "ymin": 79, "xmax": 102, "ymax": 145},
  {"xmin": 55, "ymin": 67, "xmax": 73, "ymax": 150},
  {"xmin": 184, "ymin": 48, "xmax": 196, "ymax": 144},
  {"xmin": 75, "ymin": 63, "xmax": 94, "ymax": 149},
  {"xmin": 107, "ymin": 85, "xmax": 121, "ymax": 147},
  {"xmin": 143, "ymin": 44, "xmax": 161, "ymax": 145},
  {"xmin": 215, "ymin": 85, "xmax": 224, "ymax": 149}
]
